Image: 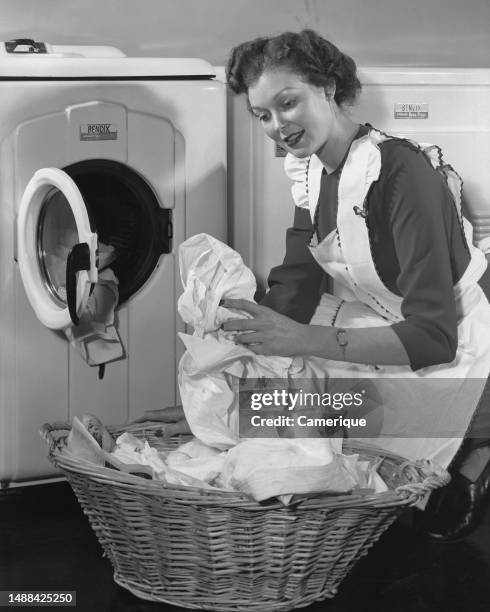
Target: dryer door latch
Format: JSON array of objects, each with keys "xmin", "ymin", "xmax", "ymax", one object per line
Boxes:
[{"xmin": 158, "ymin": 209, "xmax": 173, "ymax": 254}]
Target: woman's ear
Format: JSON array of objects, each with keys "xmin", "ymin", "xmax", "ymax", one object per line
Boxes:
[{"xmin": 324, "ymin": 81, "xmax": 336, "ymax": 100}]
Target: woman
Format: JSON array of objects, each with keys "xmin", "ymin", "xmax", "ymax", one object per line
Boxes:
[{"xmin": 221, "ymin": 29, "xmax": 490, "ymax": 539}]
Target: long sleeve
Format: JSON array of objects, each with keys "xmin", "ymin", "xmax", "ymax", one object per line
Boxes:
[
  {"xmin": 260, "ymin": 206, "xmax": 325, "ymax": 323},
  {"xmin": 371, "ymin": 140, "xmax": 470, "ymax": 370}
]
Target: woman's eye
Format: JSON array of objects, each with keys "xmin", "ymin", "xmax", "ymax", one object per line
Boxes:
[{"xmin": 281, "ymin": 99, "xmax": 296, "ymax": 110}]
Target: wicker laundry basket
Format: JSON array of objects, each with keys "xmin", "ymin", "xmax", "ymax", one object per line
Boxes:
[{"xmin": 41, "ymin": 421, "xmax": 449, "ymax": 612}]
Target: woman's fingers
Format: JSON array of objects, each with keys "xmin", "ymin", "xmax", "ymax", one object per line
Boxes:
[
  {"xmin": 234, "ymin": 332, "xmax": 263, "ymax": 345},
  {"xmin": 163, "ymin": 418, "xmax": 192, "ymax": 438},
  {"xmin": 221, "ymin": 298, "xmax": 264, "ymax": 316},
  {"xmin": 222, "ymin": 318, "xmax": 265, "ymax": 332},
  {"xmin": 221, "ymin": 300, "xmax": 272, "ymax": 332}
]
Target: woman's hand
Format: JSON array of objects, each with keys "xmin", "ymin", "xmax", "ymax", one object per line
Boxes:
[
  {"xmin": 221, "ymin": 298, "xmax": 321, "ymax": 356},
  {"xmin": 133, "ymin": 405, "xmax": 185, "ymax": 423},
  {"xmin": 132, "ymin": 405, "xmax": 191, "ymax": 438}
]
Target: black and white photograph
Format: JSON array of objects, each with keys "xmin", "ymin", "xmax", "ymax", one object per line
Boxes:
[{"xmin": 1, "ymin": 1, "xmax": 490, "ymax": 611}]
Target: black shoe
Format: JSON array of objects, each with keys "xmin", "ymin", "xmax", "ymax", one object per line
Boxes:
[{"xmin": 424, "ymin": 458, "xmax": 490, "ymax": 542}]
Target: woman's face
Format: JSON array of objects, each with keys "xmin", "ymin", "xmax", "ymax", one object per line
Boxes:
[{"xmin": 247, "ymin": 67, "xmax": 334, "ymax": 158}]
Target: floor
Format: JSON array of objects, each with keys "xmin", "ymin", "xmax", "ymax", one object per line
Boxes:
[{"xmin": 1, "ymin": 481, "xmax": 490, "ymax": 612}]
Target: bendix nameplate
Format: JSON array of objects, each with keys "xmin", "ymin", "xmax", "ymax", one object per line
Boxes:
[
  {"xmin": 394, "ymin": 103, "xmax": 428, "ymax": 119},
  {"xmin": 80, "ymin": 123, "xmax": 118, "ymax": 141}
]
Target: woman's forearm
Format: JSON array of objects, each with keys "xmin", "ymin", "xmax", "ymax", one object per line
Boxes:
[
  {"xmin": 305, "ymin": 324, "xmax": 411, "ymax": 366},
  {"xmin": 221, "ymin": 298, "xmax": 412, "ymax": 365}
]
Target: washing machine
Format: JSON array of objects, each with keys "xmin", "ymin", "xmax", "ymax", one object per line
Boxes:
[{"xmin": 0, "ymin": 39, "xmax": 226, "ymax": 486}]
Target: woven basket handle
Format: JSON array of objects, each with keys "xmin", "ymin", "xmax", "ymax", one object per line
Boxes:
[
  {"xmin": 40, "ymin": 421, "xmax": 155, "ymax": 479},
  {"xmin": 40, "ymin": 421, "xmax": 71, "ymax": 456},
  {"xmin": 395, "ymin": 459, "xmax": 451, "ymax": 504}
]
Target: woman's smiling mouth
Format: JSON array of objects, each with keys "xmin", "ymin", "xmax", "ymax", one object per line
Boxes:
[{"xmin": 283, "ymin": 130, "xmax": 305, "ymax": 147}]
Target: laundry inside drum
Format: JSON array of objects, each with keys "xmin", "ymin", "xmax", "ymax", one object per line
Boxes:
[{"xmin": 63, "ymin": 159, "xmax": 166, "ymax": 305}]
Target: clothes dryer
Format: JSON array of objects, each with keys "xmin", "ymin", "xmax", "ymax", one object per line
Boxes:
[{"xmin": 0, "ymin": 39, "xmax": 226, "ymax": 485}]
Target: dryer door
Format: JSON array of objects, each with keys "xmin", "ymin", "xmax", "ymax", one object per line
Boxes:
[{"xmin": 17, "ymin": 167, "xmax": 98, "ymax": 330}]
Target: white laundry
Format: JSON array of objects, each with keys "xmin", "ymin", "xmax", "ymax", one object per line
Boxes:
[
  {"xmin": 177, "ymin": 232, "xmax": 257, "ymax": 336},
  {"xmin": 64, "ymin": 267, "xmax": 124, "ymax": 366},
  {"xmin": 177, "ymin": 233, "xmax": 328, "ymax": 449},
  {"xmin": 111, "ymin": 433, "xmax": 230, "ymax": 490},
  {"xmin": 221, "ymin": 438, "xmax": 338, "ymax": 501},
  {"xmin": 221, "ymin": 439, "xmax": 387, "ymax": 501},
  {"xmin": 173, "ymin": 233, "xmax": 388, "ymax": 501},
  {"xmin": 67, "ymin": 413, "xmax": 386, "ymax": 503},
  {"xmin": 48, "ymin": 232, "xmax": 124, "ymax": 367},
  {"xmin": 165, "ymin": 438, "xmax": 227, "ymax": 484},
  {"xmin": 110, "ymin": 431, "xmax": 387, "ymax": 502},
  {"xmin": 112, "ymin": 432, "xmax": 168, "ymax": 474},
  {"xmin": 80, "ymin": 233, "xmax": 388, "ymax": 503}
]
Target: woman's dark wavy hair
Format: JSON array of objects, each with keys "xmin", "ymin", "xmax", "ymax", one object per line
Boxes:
[{"xmin": 225, "ymin": 29, "xmax": 361, "ymax": 106}]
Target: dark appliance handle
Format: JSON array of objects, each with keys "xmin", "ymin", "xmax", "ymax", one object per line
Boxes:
[
  {"xmin": 5, "ymin": 38, "xmax": 47, "ymax": 53},
  {"xmin": 158, "ymin": 208, "xmax": 173, "ymax": 253}
]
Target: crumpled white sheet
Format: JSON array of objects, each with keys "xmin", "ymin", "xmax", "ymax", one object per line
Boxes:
[
  {"xmin": 112, "ymin": 432, "xmax": 168, "ymax": 474},
  {"xmin": 220, "ymin": 438, "xmax": 342, "ymax": 501},
  {"xmin": 177, "ymin": 233, "xmax": 327, "ymax": 449},
  {"xmin": 165, "ymin": 438, "xmax": 227, "ymax": 484},
  {"xmin": 112, "ymin": 433, "xmax": 230, "ymax": 490},
  {"xmin": 172, "ymin": 233, "xmax": 388, "ymax": 501},
  {"xmin": 220, "ymin": 439, "xmax": 387, "ymax": 501}
]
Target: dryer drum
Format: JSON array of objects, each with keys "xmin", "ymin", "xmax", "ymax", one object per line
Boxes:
[{"xmin": 62, "ymin": 159, "xmax": 172, "ymax": 304}]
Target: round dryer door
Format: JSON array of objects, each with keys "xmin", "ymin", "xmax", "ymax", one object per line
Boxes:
[{"xmin": 17, "ymin": 167, "xmax": 98, "ymax": 330}]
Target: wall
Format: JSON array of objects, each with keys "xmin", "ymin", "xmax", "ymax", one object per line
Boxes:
[{"xmin": 0, "ymin": 0, "xmax": 489, "ymax": 67}]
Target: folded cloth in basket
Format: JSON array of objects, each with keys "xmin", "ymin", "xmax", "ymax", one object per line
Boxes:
[{"xmin": 220, "ymin": 438, "xmax": 387, "ymax": 501}]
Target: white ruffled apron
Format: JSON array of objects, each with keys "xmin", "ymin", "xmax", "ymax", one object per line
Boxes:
[{"xmin": 308, "ymin": 129, "xmax": 490, "ymax": 468}]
